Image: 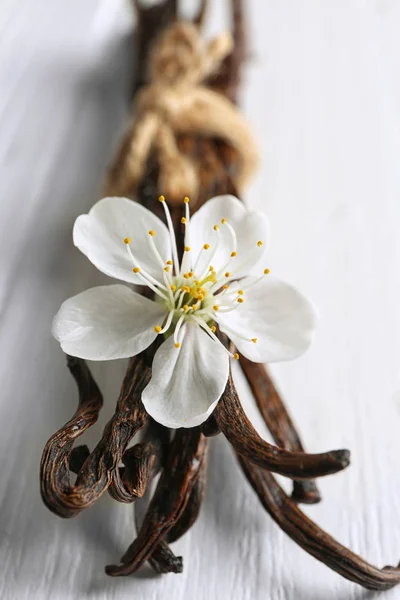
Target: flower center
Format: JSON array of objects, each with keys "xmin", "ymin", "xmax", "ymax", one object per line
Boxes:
[{"xmin": 124, "ymin": 196, "xmax": 270, "ymax": 356}]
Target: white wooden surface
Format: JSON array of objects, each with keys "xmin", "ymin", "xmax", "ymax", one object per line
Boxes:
[{"xmin": 1, "ymin": 1, "xmax": 400, "ymax": 598}]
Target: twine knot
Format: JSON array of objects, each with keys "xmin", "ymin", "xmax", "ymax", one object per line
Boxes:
[{"xmin": 105, "ymin": 22, "xmax": 259, "ymax": 204}]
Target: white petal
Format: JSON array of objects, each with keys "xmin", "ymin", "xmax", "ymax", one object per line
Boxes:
[
  {"xmin": 73, "ymin": 197, "xmax": 171, "ymax": 284},
  {"xmin": 52, "ymin": 284, "xmax": 166, "ymax": 360},
  {"xmin": 217, "ymin": 276, "xmax": 317, "ymax": 363},
  {"xmin": 142, "ymin": 323, "xmax": 229, "ymax": 428},
  {"xmin": 189, "ymin": 195, "xmax": 270, "ymax": 277}
]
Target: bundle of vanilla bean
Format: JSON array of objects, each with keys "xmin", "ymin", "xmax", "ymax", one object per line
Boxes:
[{"xmin": 40, "ymin": 0, "xmax": 400, "ymax": 590}]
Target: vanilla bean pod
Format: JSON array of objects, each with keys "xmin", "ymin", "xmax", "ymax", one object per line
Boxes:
[
  {"xmin": 239, "ymin": 356, "xmax": 320, "ymax": 504},
  {"xmin": 238, "ymin": 456, "xmax": 400, "ymax": 591},
  {"xmin": 132, "ymin": 419, "xmax": 185, "ymax": 574},
  {"xmin": 40, "ymin": 353, "xmax": 149, "ymax": 518},
  {"xmin": 213, "ymin": 372, "xmax": 350, "ymax": 479},
  {"xmin": 167, "ymin": 447, "xmax": 208, "ymax": 543},
  {"xmin": 106, "ymin": 429, "xmax": 207, "ymax": 576}
]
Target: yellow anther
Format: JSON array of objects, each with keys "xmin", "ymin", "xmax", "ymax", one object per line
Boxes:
[
  {"xmin": 181, "ymin": 285, "xmax": 190, "ymax": 292},
  {"xmin": 175, "ymin": 342, "xmax": 181, "ymax": 348},
  {"xmin": 170, "ymin": 284, "xmax": 176, "ymax": 291},
  {"xmin": 192, "ymin": 304, "xmax": 198, "ymax": 311},
  {"xmin": 164, "ymin": 266, "xmax": 170, "ymax": 272},
  {"xmin": 233, "ymin": 353, "xmax": 240, "ymax": 360},
  {"xmin": 213, "ymin": 305, "xmax": 219, "ymax": 311},
  {"xmin": 238, "ymin": 290, "xmax": 244, "ymax": 295},
  {"xmin": 203, "ymin": 243, "xmax": 210, "ymax": 250},
  {"xmin": 181, "ymin": 217, "xmax": 187, "ymax": 224},
  {"xmin": 154, "ymin": 326, "xmax": 162, "ymax": 333},
  {"xmin": 148, "ymin": 230, "xmax": 156, "ymax": 237},
  {"xmin": 211, "ymin": 325, "xmax": 217, "ymax": 333},
  {"xmin": 166, "ymin": 260, "xmax": 173, "ymax": 265},
  {"xmin": 221, "ymin": 218, "xmax": 227, "ymax": 224},
  {"xmin": 133, "ymin": 267, "xmax": 140, "ymax": 273},
  {"xmin": 198, "ymin": 295, "xmax": 204, "ymax": 302},
  {"xmin": 183, "ymin": 305, "xmax": 189, "ymax": 312},
  {"xmin": 184, "ymin": 196, "xmax": 190, "ymax": 204},
  {"xmin": 124, "ymin": 237, "xmax": 131, "ymax": 245},
  {"xmin": 184, "ymin": 246, "xmax": 191, "ymax": 252},
  {"xmin": 158, "ymin": 195, "xmax": 165, "ymax": 202},
  {"xmin": 213, "ymin": 224, "xmax": 219, "ymax": 231},
  {"xmin": 252, "ymin": 338, "xmax": 258, "ymax": 344},
  {"xmin": 209, "ymin": 266, "xmax": 214, "ymax": 272},
  {"xmin": 257, "ymin": 240, "xmax": 263, "ymax": 247},
  {"xmin": 222, "ymin": 285, "xmax": 229, "ymax": 290},
  {"xmin": 231, "ymin": 251, "xmax": 237, "ymax": 257},
  {"xmin": 264, "ymin": 268, "xmax": 270, "ymax": 275},
  {"xmin": 188, "ymin": 271, "xmax": 193, "ymax": 277},
  {"xmin": 225, "ymin": 272, "xmax": 230, "ymax": 278},
  {"xmin": 237, "ymin": 297, "xmax": 244, "ymax": 303},
  {"xmin": 183, "ymin": 273, "xmax": 190, "ymax": 279}
]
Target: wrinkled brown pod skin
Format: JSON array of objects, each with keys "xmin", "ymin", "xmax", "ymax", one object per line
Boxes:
[{"xmin": 39, "ymin": 0, "xmax": 400, "ymax": 590}]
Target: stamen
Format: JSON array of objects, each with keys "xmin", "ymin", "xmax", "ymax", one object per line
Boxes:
[
  {"xmin": 124, "ymin": 237, "xmax": 131, "ymax": 245},
  {"xmin": 166, "ymin": 260, "xmax": 173, "ymax": 265},
  {"xmin": 159, "ymin": 196, "xmax": 180, "ymax": 274},
  {"xmin": 148, "ymin": 230, "xmax": 155, "ymax": 237},
  {"xmin": 170, "ymin": 284, "xmax": 176, "ymax": 292},
  {"xmin": 159, "ymin": 309, "xmax": 174, "ymax": 334},
  {"xmin": 233, "ymin": 353, "xmax": 240, "ymax": 360},
  {"xmin": 221, "ymin": 218, "xmax": 227, "ymax": 224},
  {"xmin": 257, "ymin": 240, "xmax": 263, "ymax": 247},
  {"xmin": 133, "ymin": 269, "xmax": 168, "ymax": 300},
  {"xmin": 203, "ymin": 244, "xmax": 210, "ymax": 250},
  {"xmin": 237, "ymin": 297, "xmax": 244, "ymax": 303},
  {"xmin": 148, "ymin": 233, "xmax": 171, "ymax": 274},
  {"xmin": 213, "ymin": 221, "xmax": 238, "ymax": 281},
  {"xmin": 126, "ymin": 245, "xmax": 168, "ymax": 300},
  {"xmin": 225, "ymin": 272, "xmax": 230, "ymax": 278},
  {"xmin": 191, "ymin": 316, "xmax": 239, "ymax": 360},
  {"xmin": 179, "ymin": 198, "xmax": 192, "ymax": 278},
  {"xmin": 173, "ymin": 315, "xmax": 185, "ymax": 345},
  {"xmin": 211, "ymin": 325, "xmax": 216, "ymax": 333},
  {"xmin": 154, "ymin": 325, "xmax": 162, "ymax": 333},
  {"xmin": 175, "ymin": 342, "xmax": 181, "ymax": 348},
  {"xmin": 238, "ymin": 290, "xmax": 244, "ymax": 295},
  {"xmin": 215, "ymin": 320, "xmax": 256, "ymax": 344}
]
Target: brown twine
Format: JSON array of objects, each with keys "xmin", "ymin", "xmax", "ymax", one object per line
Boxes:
[{"xmin": 104, "ymin": 21, "xmax": 259, "ymax": 205}]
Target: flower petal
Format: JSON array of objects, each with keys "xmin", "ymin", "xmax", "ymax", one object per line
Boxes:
[
  {"xmin": 217, "ymin": 276, "xmax": 317, "ymax": 363},
  {"xmin": 189, "ymin": 195, "xmax": 270, "ymax": 277},
  {"xmin": 73, "ymin": 197, "xmax": 172, "ymax": 284},
  {"xmin": 52, "ymin": 284, "xmax": 166, "ymax": 360},
  {"xmin": 142, "ymin": 323, "xmax": 229, "ymax": 428}
]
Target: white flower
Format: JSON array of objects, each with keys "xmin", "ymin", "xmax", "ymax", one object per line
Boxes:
[{"xmin": 52, "ymin": 194, "xmax": 316, "ymax": 429}]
